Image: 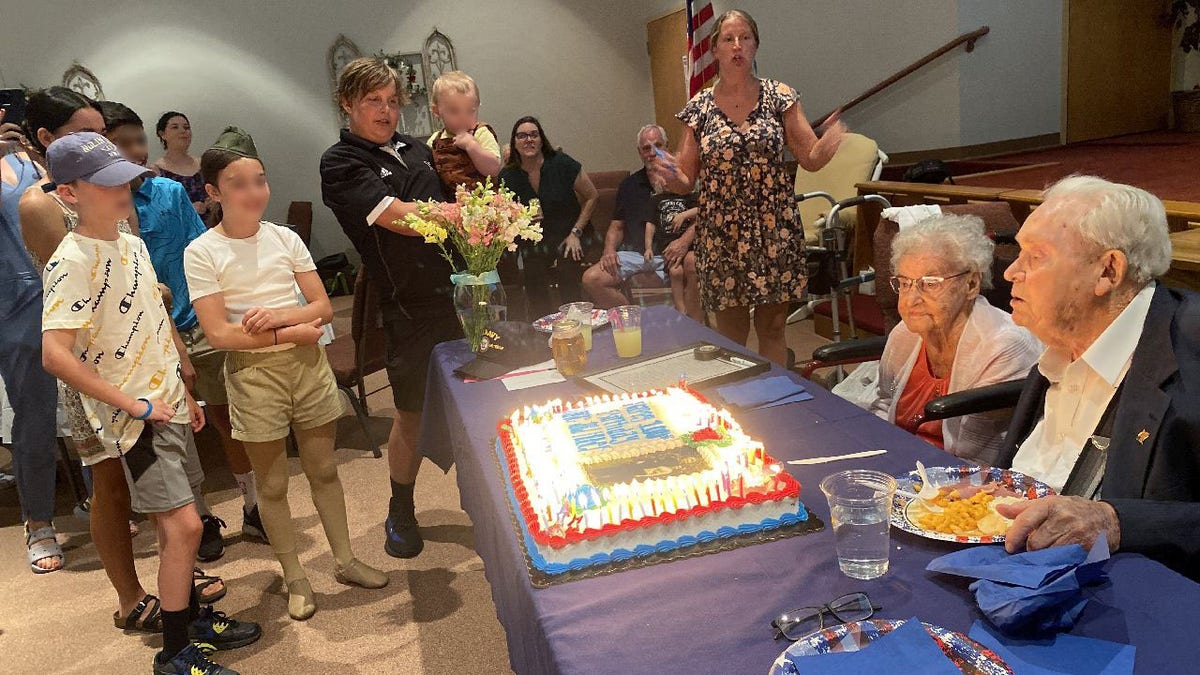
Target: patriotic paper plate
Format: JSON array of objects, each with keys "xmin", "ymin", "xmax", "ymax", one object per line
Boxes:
[
  {"xmin": 533, "ymin": 309, "xmax": 609, "ymax": 333},
  {"xmin": 890, "ymin": 466, "xmax": 1055, "ymax": 544},
  {"xmin": 770, "ymin": 619, "xmax": 1012, "ymax": 675}
]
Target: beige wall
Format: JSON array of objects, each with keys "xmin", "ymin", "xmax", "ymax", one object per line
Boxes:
[
  {"xmin": 636, "ymin": 1, "xmax": 1064, "ymax": 151},
  {"xmin": 3, "ymin": 1, "xmax": 1070, "ymax": 259},
  {"xmin": 0, "ymin": 0, "xmax": 661, "ymax": 258}
]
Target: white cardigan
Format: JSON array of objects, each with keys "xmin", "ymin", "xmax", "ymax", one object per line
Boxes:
[{"xmin": 867, "ymin": 297, "xmax": 1043, "ymax": 465}]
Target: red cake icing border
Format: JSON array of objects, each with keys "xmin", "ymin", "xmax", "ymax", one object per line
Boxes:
[{"xmin": 497, "ymin": 390, "xmax": 802, "ymax": 550}]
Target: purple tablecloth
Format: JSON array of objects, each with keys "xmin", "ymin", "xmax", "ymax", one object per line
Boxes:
[{"xmin": 419, "ymin": 305, "xmax": 1198, "ymax": 675}]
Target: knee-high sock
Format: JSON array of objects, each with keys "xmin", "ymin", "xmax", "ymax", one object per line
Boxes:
[
  {"xmin": 293, "ymin": 422, "xmax": 354, "ymax": 566},
  {"xmin": 242, "ymin": 438, "xmax": 305, "ymax": 582}
]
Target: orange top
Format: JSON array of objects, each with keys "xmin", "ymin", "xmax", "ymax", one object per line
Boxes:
[{"xmin": 896, "ymin": 343, "xmax": 948, "ymax": 450}]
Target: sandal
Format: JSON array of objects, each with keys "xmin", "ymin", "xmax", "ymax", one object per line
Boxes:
[
  {"xmin": 113, "ymin": 593, "xmax": 163, "ymax": 633},
  {"xmin": 193, "ymin": 567, "xmax": 227, "ymax": 604},
  {"xmin": 24, "ymin": 525, "xmax": 64, "ymax": 574}
]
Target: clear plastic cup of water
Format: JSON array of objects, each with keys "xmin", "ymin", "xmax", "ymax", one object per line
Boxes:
[
  {"xmin": 819, "ymin": 470, "xmax": 896, "ymax": 580},
  {"xmin": 559, "ymin": 302, "xmax": 594, "ymax": 350}
]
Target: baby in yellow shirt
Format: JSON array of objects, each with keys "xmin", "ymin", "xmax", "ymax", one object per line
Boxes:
[{"xmin": 427, "ymin": 70, "xmax": 501, "ymax": 199}]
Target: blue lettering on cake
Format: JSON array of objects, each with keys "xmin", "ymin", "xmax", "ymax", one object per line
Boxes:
[
  {"xmin": 626, "ymin": 401, "xmax": 655, "ymax": 422},
  {"xmin": 598, "ymin": 411, "xmax": 642, "ymax": 445},
  {"xmin": 561, "ymin": 409, "xmax": 591, "ymax": 423},
  {"xmin": 568, "ymin": 421, "xmax": 600, "ymax": 436},
  {"xmin": 638, "ymin": 420, "xmax": 672, "ymax": 439},
  {"xmin": 566, "ymin": 402, "xmax": 673, "ymax": 452},
  {"xmin": 574, "ymin": 430, "xmax": 609, "ymax": 452}
]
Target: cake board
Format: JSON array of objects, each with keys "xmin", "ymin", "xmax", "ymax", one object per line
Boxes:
[{"xmin": 491, "ymin": 438, "xmax": 826, "ymax": 588}]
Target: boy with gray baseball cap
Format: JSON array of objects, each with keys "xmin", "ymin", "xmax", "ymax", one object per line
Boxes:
[{"xmin": 40, "ymin": 132, "xmax": 260, "ymax": 675}]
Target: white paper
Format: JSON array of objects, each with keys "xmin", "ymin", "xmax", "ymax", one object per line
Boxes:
[{"xmin": 502, "ymin": 363, "xmax": 566, "ymax": 391}]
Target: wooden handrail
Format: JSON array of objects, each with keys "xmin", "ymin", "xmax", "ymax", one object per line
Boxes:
[{"xmin": 812, "ymin": 26, "xmax": 990, "ymax": 129}]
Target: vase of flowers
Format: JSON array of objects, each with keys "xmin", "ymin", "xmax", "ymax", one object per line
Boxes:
[{"xmin": 402, "ymin": 179, "xmax": 542, "ymax": 351}]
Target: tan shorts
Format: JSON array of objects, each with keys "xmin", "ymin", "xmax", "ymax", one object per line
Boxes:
[
  {"xmin": 224, "ymin": 344, "xmax": 346, "ymax": 443},
  {"xmin": 180, "ymin": 325, "xmax": 228, "ymax": 406}
]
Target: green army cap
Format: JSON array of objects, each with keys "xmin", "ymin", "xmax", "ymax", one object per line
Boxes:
[{"xmin": 208, "ymin": 126, "xmax": 259, "ymax": 158}]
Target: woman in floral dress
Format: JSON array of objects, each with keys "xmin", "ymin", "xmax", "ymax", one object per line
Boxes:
[{"xmin": 653, "ymin": 9, "xmax": 846, "ymax": 364}]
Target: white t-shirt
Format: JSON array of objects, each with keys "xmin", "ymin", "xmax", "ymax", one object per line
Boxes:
[
  {"xmin": 184, "ymin": 221, "xmax": 317, "ymax": 352},
  {"xmin": 42, "ymin": 231, "xmax": 188, "ymax": 459}
]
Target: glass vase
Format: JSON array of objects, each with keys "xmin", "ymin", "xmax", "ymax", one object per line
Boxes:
[{"xmin": 452, "ymin": 270, "xmax": 507, "ymax": 352}]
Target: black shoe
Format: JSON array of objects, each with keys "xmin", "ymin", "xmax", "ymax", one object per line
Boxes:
[
  {"xmin": 384, "ymin": 512, "xmax": 424, "ymax": 559},
  {"xmin": 154, "ymin": 643, "xmax": 239, "ymax": 674},
  {"xmin": 198, "ymin": 515, "xmax": 226, "ymax": 562},
  {"xmin": 189, "ymin": 605, "xmax": 262, "ymax": 652},
  {"xmin": 241, "ymin": 504, "xmax": 269, "ymax": 543}
]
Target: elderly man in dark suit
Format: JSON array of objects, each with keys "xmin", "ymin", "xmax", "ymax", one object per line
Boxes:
[{"xmin": 993, "ymin": 175, "xmax": 1200, "ymax": 578}]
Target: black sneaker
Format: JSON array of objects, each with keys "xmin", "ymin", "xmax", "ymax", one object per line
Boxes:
[
  {"xmin": 154, "ymin": 643, "xmax": 239, "ymax": 674},
  {"xmin": 198, "ymin": 515, "xmax": 226, "ymax": 562},
  {"xmin": 241, "ymin": 504, "xmax": 269, "ymax": 543},
  {"xmin": 384, "ymin": 512, "xmax": 424, "ymax": 559},
  {"xmin": 189, "ymin": 605, "xmax": 262, "ymax": 652}
]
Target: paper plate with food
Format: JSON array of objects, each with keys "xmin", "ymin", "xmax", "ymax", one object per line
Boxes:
[
  {"xmin": 890, "ymin": 465, "xmax": 1055, "ymax": 544},
  {"xmin": 533, "ymin": 308, "xmax": 609, "ymax": 333}
]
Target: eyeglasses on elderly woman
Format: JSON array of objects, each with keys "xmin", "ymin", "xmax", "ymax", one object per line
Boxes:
[{"xmin": 888, "ymin": 270, "xmax": 971, "ymax": 295}]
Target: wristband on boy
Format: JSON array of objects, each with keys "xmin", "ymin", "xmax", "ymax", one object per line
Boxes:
[{"xmin": 134, "ymin": 397, "xmax": 153, "ymax": 420}]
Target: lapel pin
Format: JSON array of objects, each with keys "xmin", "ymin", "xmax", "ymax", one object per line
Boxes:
[{"xmin": 1136, "ymin": 429, "xmax": 1150, "ymax": 445}]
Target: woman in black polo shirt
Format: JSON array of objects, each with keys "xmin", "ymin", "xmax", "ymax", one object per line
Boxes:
[
  {"xmin": 319, "ymin": 57, "xmax": 461, "ymax": 559},
  {"xmin": 497, "ymin": 116, "xmax": 598, "ymax": 320}
]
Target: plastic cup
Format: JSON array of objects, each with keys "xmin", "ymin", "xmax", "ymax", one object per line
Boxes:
[
  {"xmin": 559, "ymin": 302, "xmax": 594, "ymax": 350},
  {"xmin": 608, "ymin": 305, "xmax": 642, "ymax": 358},
  {"xmin": 819, "ymin": 470, "xmax": 896, "ymax": 580}
]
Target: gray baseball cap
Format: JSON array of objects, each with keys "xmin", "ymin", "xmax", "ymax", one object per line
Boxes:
[{"xmin": 46, "ymin": 131, "xmax": 154, "ymax": 186}]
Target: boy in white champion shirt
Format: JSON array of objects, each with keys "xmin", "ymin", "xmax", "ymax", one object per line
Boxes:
[{"xmin": 40, "ymin": 132, "xmax": 259, "ymax": 675}]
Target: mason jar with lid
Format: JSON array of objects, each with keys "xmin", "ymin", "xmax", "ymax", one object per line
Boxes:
[{"xmin": 550, "ymin": 318, "xmax": 587, "ymax": 376}]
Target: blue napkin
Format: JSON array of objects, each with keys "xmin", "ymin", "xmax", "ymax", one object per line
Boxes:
[
  {"xmin": 926, "ymin": 535, "xmax": 1110, "ymax": 635},
  {"xmin": 967, "ymin": 621, "xmax": 1135, "ymax": 674},
  {"xmin": 757, "ymin": 390, "xmax": 814, "ymax": 409},
  {"xmin": 716, "ymin": 376, "xmax": 807, "ymax": 409},
  {"xmin": 782, "ymin": 618, "xmax": 959, "ymax": 675},
  {"xmin": 926, "ymin": 542, "xmax": 1090, "ymax": 588}
]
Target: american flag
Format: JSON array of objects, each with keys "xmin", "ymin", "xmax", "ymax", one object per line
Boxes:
[{"xmin": 686, "ymin": 0, "xmax": 718, "ymax": 98}]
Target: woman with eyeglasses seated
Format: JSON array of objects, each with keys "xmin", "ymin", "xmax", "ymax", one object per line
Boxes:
[
  {"xmin": 497, "ymin": 116, "xmax": 598, "ymax": 320},
  {"xmin": 866, "ymin": 215, "xmax": 1041, "ymax": 464}
]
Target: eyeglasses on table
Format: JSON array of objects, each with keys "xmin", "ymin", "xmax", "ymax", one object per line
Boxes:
[{"xmin": 770, "ymin": 592, "xmax": 882, "ymax": 641}]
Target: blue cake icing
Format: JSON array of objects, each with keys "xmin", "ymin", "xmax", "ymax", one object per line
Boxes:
[
  {"xmin": 561, "ymin": 400, "xmax": 673, "ymax": 453},
  {"xmin": 496, "ymin": 440, "xmax": 810, "ymax": 576}
]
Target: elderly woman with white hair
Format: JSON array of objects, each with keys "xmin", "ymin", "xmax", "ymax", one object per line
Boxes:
[{"xmin": 867, "ymin": 214, "xmax": 1042, "ymax": 464}]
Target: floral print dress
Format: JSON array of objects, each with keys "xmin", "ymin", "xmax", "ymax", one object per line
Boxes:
[{"xmin": 677, "ymin": 78, "xmax": 807, "ymax": 312}]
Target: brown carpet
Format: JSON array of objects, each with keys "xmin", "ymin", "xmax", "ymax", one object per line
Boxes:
[
  {"xmin": 0, "ymin": 295, "xmax": 514, "ymax": 675},
  {"xmin": 0, "ymin": 294, "xmax": 832, "ymax": 674}
]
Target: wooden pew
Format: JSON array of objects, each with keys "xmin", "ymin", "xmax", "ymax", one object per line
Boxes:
[{"xmin": 853, "ymin": 181, "xmax": 1200, "ymax": 293}]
